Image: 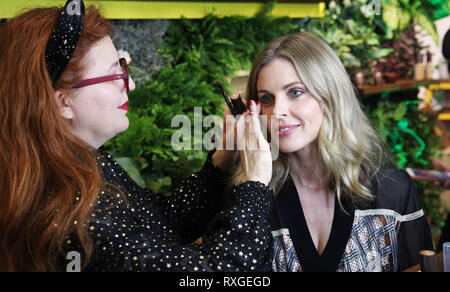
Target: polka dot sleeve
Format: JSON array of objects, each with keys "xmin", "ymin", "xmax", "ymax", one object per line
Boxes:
[{"xmin": 151, "ymin": 151, "xmax": 233, "ymax": 243}]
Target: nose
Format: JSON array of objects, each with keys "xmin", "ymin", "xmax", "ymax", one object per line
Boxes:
[
  {"xmin": 128, "ymin": 75, "xmax": 136, "ymax": 92},
  {"xmin": 270, "ymin": 95, "xmax": 288, "ymax": 118}
]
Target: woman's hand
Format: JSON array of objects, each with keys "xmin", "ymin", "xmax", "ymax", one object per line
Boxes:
[
  {"xmin": 236, "ymin": 100, "xmax": 272, "ymax": 186},
  {"xmin": 212, "ymin": 94, "xmax": 242, "ymax": 172}
]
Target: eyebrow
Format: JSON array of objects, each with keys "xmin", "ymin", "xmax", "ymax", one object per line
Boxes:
[{"xmin": 257, "ymin": 82, "xmax": 304, "ymax": 94}]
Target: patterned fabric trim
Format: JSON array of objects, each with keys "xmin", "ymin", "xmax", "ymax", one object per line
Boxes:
[
  {"xmin": 336, "ymin": 213, "xmax": 399, "ymax": 272},
  {"xmin": 354, "ymin": 209, "xmax": 424, "ymax": 222},
  {"xmin": 272, "ymin": 232, "xmax": 302, "ymax": 272}
]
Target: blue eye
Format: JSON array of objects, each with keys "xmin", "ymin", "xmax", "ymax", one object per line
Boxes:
[{"xmin": 289, "ymin": 88, "xmax": 304, "ymax": 98}]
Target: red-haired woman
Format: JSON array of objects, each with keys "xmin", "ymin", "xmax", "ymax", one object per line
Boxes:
[{"xmin": 0, "ymin": 0, "xmax": 273, "ymax": 272}]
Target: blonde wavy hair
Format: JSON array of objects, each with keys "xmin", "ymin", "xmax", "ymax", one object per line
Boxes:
[{"xmin": 241, "ymin": 32, "xmax": 391, "ymax": 208}]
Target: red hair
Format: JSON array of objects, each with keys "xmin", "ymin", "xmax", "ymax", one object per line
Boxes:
[{"xmin": 0, "ymin": 5, "xmax": 111, "ymax": 271}]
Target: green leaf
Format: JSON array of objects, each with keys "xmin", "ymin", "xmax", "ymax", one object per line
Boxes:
[
  {"xmin": 415, "ymin": 11, "xmax": 439, "ymax": 45},
  {"xmin": 115, "ymin": 157, "xmax": 146, "ymax": 188},
  {"xmin": 341, "ymin": 52, "xmax": 361, "ymax": 67},
  {"xmin": 382, "ymin": 0, "xmax": 412, "ymax": 31},
  {"xmin": 369, "ymin": 48, "xmax": 394, "ymax": 59}
]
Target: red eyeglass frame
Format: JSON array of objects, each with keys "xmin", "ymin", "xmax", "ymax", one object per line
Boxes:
[{"xmin": 72, "ymin": 58, "xmax": 129, "ymax": 91}]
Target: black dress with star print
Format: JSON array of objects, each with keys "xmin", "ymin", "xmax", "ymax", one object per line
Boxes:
[{"xmin": 63, "ymin": 148, "xmax": 274, "ymax": 272}]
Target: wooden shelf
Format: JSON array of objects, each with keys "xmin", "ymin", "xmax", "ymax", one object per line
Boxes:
[{"xmin": 357, "ymin": 79, "xmax": 447, "ymax": 95}]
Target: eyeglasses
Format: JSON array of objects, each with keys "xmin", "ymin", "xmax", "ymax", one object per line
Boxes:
[{"xmin": 72, "ymin": 58, "xmax": 129, "ymax": 92}]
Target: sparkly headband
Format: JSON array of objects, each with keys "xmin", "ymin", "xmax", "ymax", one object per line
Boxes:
[{"xmin": 45, "ymin": 0, "xmax": 85, "ymax": 84}]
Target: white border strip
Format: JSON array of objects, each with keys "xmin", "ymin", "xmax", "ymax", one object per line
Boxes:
[
  {"xmin": 355, "ymin": 209, "xmax": 424, "ymax": 222},
  {"xmin": 271, "ymin": 228, "xmax": 290, "ymax": 237}
]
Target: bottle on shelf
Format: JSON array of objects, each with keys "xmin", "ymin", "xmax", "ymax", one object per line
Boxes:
[
  {"xmin": 426, "ymin": 51, "xmax": 433, "ymax": 80},
  {"xmin": 415, "ymin": 53, "xmax": 425, "ymax": 81}
]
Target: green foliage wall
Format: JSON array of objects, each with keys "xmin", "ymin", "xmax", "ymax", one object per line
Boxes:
[
  {"xmin": 382, "ymin": 0, "xmax": 449, "ymax": 44},
  {"xmin": 305, "ymin": 0, "xmax": 392, "ymax": 81}
]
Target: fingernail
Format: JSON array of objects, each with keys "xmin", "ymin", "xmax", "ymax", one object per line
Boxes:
[
  {"xmin": 249, "ymin": 100, "xmax": 254, "ymax": 106},
  {"xmin": 256, "ymin": 101, "xmax": 260, "ymax": 105}
]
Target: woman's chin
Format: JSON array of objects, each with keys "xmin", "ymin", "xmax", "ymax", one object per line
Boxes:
[
  {"xmin": 277, "ymin": 140, "xmax": 308, "ymax": 154},
  {"xmin": 115, "ymin": 118, "xmax": 130, "ymax": 135},
  {"xmin": 118, "ymin": 122, "xmax": 130, "ymax": 134}
]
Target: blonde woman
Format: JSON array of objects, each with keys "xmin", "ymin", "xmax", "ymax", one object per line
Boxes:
[{"xmin": 239, "ymin": 32, "xmax": 433, "ymax": 272}]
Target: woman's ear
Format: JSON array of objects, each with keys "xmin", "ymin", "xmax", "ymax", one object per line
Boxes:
[{"xmin": 54, "ymin": 90, "xmax": 74, "ymax": 120}]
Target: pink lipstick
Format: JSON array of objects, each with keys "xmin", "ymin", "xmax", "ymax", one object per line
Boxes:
[{"xmin": 278, "ymin": 124, "xmax": 300, "ymax": 136}]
